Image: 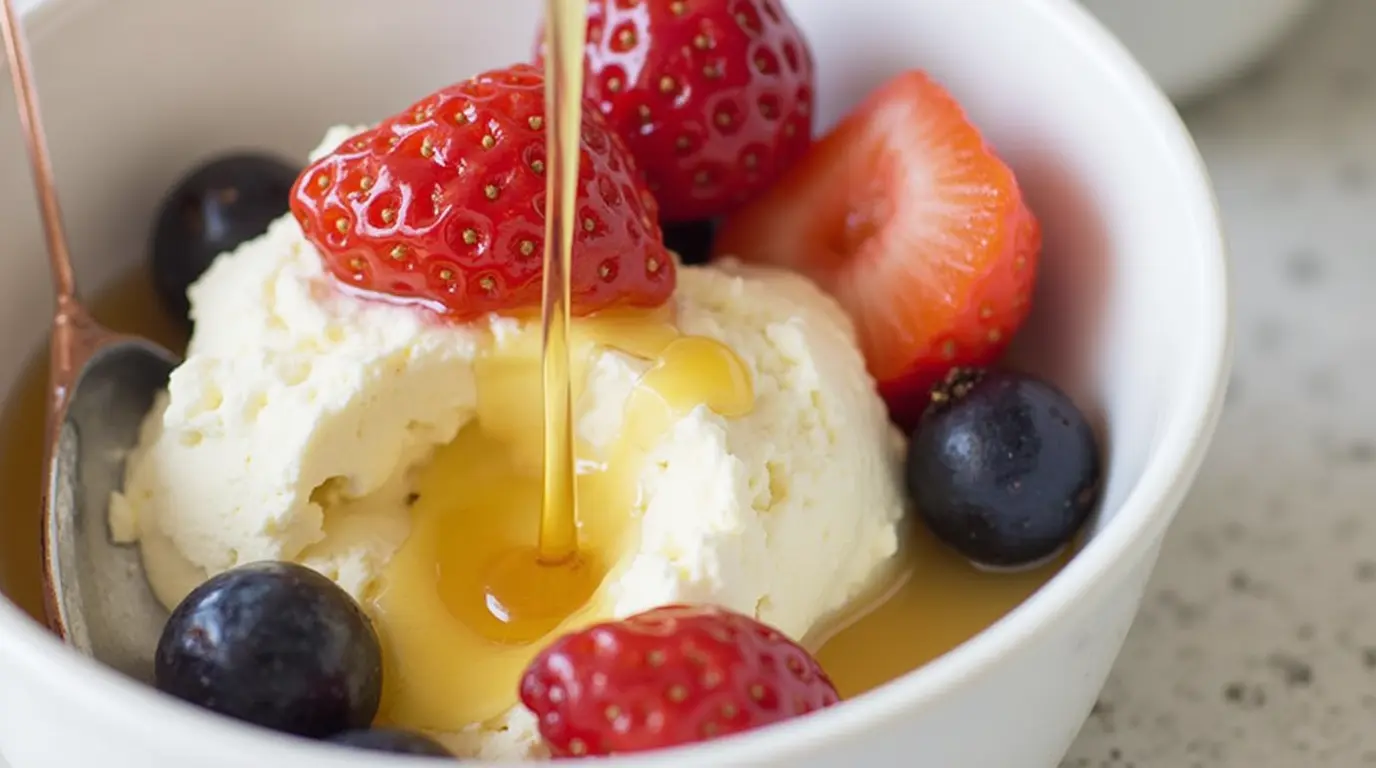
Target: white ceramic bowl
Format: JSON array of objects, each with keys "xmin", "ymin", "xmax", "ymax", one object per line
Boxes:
[
  {"xmin": 0, "ymin": 0, "xmax": 1229, "ymax": 766},
  {"xmin": 1080, "ymin": 0, "xmax": 1318, "ymax": 103}
]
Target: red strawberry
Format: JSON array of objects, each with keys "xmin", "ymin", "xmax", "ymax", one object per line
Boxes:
[
  {"xmin": 536, "ymin": 0, "xmax": 815, "ymax": 222},
  {"xmin": 520, "ymin": 604, "xmax": 839, "ymax": 757},
  {"xmin": 713, "ymin": 70, "xmax": 1041, "ymax": 430},
  {"xmin": 290, "ymin": 63, "xmax": 674, "ymax": 322}
]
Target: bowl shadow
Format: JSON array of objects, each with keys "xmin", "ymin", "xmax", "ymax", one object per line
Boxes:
[{"xmin": 1003, "ymin": 149, "xmax": 1115, "ymax": 534}]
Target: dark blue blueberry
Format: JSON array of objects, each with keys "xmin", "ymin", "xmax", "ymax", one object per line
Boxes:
[
  {"xmin": 151, "ymin": 153, "xmax": 299, "ymax": 326},
  {"xmin": 154, "ymin": 561, "xmax": 382, "ymax": 738},
  {"xmin": 905, "ymin": 369, "xmax": 1101, "ymax": 568},
  {"xmin": 662, "ymin": 219, "xmax": 716, "ymax": 266},
  {"xmin": 328, "ymin": 728, "xmax": 453, "ymax": 756}
]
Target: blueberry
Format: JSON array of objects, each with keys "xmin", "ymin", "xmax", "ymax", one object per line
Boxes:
[
  {"xmin": 905, "ymin": 369, "xmax": 1101, "ymax": 568},
  {"xmin": 151, "ymin": 153, "xmax": 300, "ymax": 326},
  {"xmin": 662, "ymin": 219, "xmax": 716, "ymax": 266},
  {"xmin": 328, "ymin": 728, "xmax": 453, "ymax": 756},
  {"xmin": 154, "ymin": 561, "xmax": 382, "ymax": 738}
]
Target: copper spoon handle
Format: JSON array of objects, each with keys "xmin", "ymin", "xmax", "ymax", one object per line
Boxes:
[
  {"xmin": 0, "ymin": 0, "xmax": 76, "ymax": 302},
  {"xmin": 0, "ymin": 0, "xmax": 103, "ymax": 424}
]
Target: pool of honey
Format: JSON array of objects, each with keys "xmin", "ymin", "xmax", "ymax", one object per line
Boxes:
[{"xmin": 0, "ymin": 270, "xmax": 1069, "ymax": 702}]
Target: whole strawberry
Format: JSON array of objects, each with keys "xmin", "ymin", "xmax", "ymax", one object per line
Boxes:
[
  {"xmin": 537, "ymin": 0, "xmax": 816, "ymax": 222},
  {"xmin": 520, "ymin": 604, "xmax": 839, "ymax": 757},
  {"xmin": 290, "ymin": 64, "xmax": 674, "ymax": 322}
]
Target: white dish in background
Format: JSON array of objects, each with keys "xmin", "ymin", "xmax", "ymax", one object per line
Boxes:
[
  {"xmin": 0, "ymin": 0, "xmax": 1229, "ymax": 766},
  {"xmin": 1081, "ymin": 0, "xmax": 1319, "ymax": 103}
]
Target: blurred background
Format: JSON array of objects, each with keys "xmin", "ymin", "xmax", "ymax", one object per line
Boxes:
[{"xmin": 1064, "ymin": 0, "xmax": 1375, "ymax": 765}]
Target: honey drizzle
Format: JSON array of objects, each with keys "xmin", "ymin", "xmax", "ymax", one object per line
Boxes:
[
  {"xmin": 0, "ymin": 273, "xmax": 1070, "ymax": 731},
  {"xmin": 454, "ymin": 0, "xmax": 597, "ymax": 649},
  {"xmin": 535, "ymin": 0, "xmax": 588, "ymax": 565},
  {"xmin": 373, "ymin": 0, "xmax": 753, "ymax": 728}
]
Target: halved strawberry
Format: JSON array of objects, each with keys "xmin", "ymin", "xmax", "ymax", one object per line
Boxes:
[{"xmin": 713, "ymin": 70, "xmax": 1041, "ymax": 430}]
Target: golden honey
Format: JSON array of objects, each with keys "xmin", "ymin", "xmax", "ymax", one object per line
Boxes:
[
  {"xmin": 372, "ymin": 313, "xmax": 754, "ymax": 729},
  {"xmin": 0, "ymin": 272, "xmax": 1067, "ymax": 732}
]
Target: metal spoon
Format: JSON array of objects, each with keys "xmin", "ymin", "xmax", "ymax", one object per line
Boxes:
[{"xmin": 1, "ymin": 0, "xmax": 178, "ymax": 683}]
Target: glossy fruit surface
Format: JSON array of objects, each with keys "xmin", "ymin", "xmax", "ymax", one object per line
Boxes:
[
  {"xmin": 291, "ymin": 63, "xmax": 672, "ymax": 322},
  {"xmin": 714, "ymin": 70, "xmax": 1041, "ymax": 430},
  {"xmin": 154, "ymin": 561, "xmax": 382, "ymax": 738},
  {"xmin": 538, "ymin": 0, "xmax": 815, "ymax": 221},
  {"xmin": 151, "ymin": 153, "xmax": 299, "ymax": 326},
  {"xmin": 520, "ymin": 604, "xmax": 838, "ymax": 757},
  {"xmin": 906, "ymin": 369, "xmax": 1101, "ymax": 567}
]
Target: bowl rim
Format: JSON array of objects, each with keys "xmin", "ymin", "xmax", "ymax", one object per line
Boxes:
[{"xmin": 0, "ymin": 0, "xmax": 1231, "ymax": 764}]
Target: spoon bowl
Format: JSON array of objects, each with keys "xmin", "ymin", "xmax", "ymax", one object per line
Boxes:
[
  {"xmin": 0, "ymin": 0, "xmax": 176, "ymax": 682},
  {"xmin": 43, "ymin": 335, "xmax": 177, "ymax": 682}
]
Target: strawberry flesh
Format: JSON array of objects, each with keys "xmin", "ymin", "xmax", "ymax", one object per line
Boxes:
[{"xmin": 714, "ymin": 70, "xmax": 1041, "ymax": 429}]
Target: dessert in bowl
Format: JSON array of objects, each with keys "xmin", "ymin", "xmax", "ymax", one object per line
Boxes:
[{"xmin": 0, "ymin": 0, "xmax": 1229, "ymax": 766}]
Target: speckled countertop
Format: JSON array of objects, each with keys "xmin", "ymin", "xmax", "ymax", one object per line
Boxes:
[{"xmin": 1062, "ymin": 1, "xmax": 1376, "ymax": 766}]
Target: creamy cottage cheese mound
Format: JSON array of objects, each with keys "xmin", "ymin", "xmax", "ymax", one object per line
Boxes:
[{"xmin": 110, "ymin": 127, "xmax": 906, "ymax": 760}]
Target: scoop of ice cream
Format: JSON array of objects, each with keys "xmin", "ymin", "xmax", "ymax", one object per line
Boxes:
[{"xmin": 111, "ymin": 126, "xmax": 905, "ymax": 760}]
